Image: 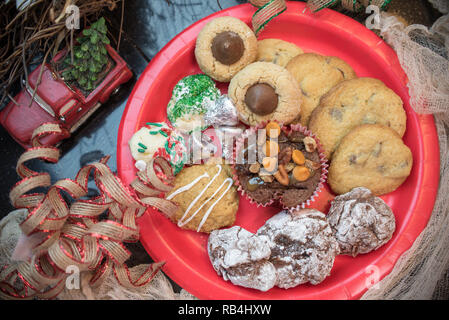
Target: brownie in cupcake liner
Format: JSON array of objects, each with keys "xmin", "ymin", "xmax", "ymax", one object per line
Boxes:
[
  {"xmin": 286, "ymin": 123, "xmax": 328, "ymax": 212},
  {"xmin": 231, "ymin": 121, "xmax": 277, "ymax": 208},
  {"xmin": 232, "ymin": 121, "xmax": 328, "ymax": 211}
]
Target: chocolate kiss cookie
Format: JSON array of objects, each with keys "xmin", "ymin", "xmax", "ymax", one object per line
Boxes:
[
  {"xmin": 244, "ymin": 83, "xmax": 278, "ymax": 116},
  {"xmin": 211, "ymin": 31, "xmax": 245, "ymax": 65},
  {"xmin": 228, "ymin": 62, "xmax": 302, "ymax": 126},
  {"xmin": 195, "ymin": 17, "xmax": 257, "ymax": 82}
]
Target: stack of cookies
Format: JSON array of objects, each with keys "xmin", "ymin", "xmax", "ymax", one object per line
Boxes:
[{"xmin": 309, "ymin": 78, "xmax": 412, "ymax": 196}]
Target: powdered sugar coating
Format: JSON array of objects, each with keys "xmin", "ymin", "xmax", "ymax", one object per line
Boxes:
[
  {"xmin": 257, "ymin": 209, "xmax": 339, "ymax": 288},
  {"xmin": 208, "ymin": 226, "xmax": 276, "ymax": 292},
  {"xmin": 327, "ymin": 187, "xmax": 396, "ymax": 257}
]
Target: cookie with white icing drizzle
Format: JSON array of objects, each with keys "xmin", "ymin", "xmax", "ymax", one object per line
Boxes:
[
  {"xmin": 166, "ymin": 161, "xmax": 239, "ymax": 233},
  {"xmin": 208, "ymin": 226, "xmax": 276, "ymax": 292},
  {"xmin": 327, "ymin": 187, "xmax": 396, "ymax": 257}
]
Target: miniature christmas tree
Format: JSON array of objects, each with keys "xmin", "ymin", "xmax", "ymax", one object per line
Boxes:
[{"xmin": 61, "ymin": 17, "xmax": 110, "ymax": 92}]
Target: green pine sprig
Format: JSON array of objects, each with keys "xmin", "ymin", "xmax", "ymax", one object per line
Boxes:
[{"xmin": 61, "ymin": 17, "xmax": 110, "ymax": 92}]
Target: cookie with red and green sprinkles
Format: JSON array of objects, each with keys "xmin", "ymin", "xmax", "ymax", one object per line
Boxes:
[
  {"xmin": 128, "ymin": 122, "xmax": 187, "ymax": 175},
  {"xmin": 167, "ymin": 74, "xmax": 220, "ymax": 133}
]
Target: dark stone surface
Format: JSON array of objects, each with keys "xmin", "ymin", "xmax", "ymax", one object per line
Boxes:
[{"xmin": 0, "ymin": 0, "xmax": 443, "ymax": 297}]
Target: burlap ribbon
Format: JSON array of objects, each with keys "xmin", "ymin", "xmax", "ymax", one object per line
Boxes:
[
  {"xmin": 307, "ymin": 0, "xmax": 391, "ymax": 12},
  {"xmin": 250, "ymin": 0, "xmax": 287, "ymax": 36},
  {"xmin": 0, "ymin": 123, "xmax": 178, "ymax": 299},
  {"xmin": 249, "ymin": 0, "xmax": 391, "ymax": 33}
]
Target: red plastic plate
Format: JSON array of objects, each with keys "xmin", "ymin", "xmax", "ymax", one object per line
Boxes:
[{"xmin": 117, "ymin": 2, "xmax": 440, "ymax": 299}]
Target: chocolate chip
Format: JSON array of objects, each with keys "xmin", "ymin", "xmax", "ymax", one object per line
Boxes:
[
  {"xmin": 372, "ymin": 142, "xmax": 383, "ymax": 157},
  {"xmin": 362, "ymin": 115, "xmax": 376, "ymax": 124},
  {"xmin": 211, "ymin": 31, "xmax": 244, "ymax": 65},
  {"xmin": 336, "ymin": 67, "xmax": 345, "ymax": 78},
  {"xmin": 245, "ymin": 83, "xmax": 278, "ymax": 116},
  {"xmin": 400, "ymin": 160, "xmax": 409, "ymax": 168},
  {"xmin": 272, "ymin": 52, "xmax": 280, "ymax": 64},
  {"xmin": 368, "ymin": 92, "xmax": 377, "ymax": 103},
  {"xmin": 329, "ymin": 108, "xmax": 343, "ymax": 121},
  {"xmin": 349, "ymin": 154, "xmax": 357, "ymax": 165},
  {"xmin": 299, "ymin": 81, "xmax": 309, "ymax": 97}
]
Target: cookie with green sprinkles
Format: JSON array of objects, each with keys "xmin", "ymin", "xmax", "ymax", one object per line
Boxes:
[
  {"xmin": 128, "ymin": 122, "xmax": 187, "ymax": 175},
  {"xmin": 167, "ymin": 74, "xmax": 220, "ymax": 133}
]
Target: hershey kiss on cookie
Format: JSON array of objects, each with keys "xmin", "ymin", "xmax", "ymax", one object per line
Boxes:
[
  {"xmin": 211, "ymin": 31, "xmax": 244, "ymax": 65},
  {"xmin": 245, "ymin": 83, "xmax": 279, "ymax": 115}
]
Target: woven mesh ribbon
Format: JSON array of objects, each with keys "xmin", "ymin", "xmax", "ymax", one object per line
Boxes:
[
  {"xmin": 251, "ymin": 0, "xmax": 287, "ymax": 35},
  {"xmin": 307, "ymin": 0, "xmax": 391, "ymax": 12},
  {"xmin": 250, "ymin": 1, "xmax": 391, "ymax": 36},
  {"xmin": 0, "ymin": 123, "xmax": 178, "ymax": 299}
]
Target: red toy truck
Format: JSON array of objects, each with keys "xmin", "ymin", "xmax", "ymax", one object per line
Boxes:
[{"xmin": 0, "ymin": 44, "xmax": 132, "ymax": 148}]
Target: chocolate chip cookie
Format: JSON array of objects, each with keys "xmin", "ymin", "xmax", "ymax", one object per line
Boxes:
[
  {"xmin": 328, "ymin": 124, "xmax": 413, "ymax": 195},
  {"xmin": 285, "ymin": 53, "xmax": 357, "ymax": 126},
  {"xmin": 256, "ymin": 38, "xmax": 303, "ymax": 67},
  {"xmin": 308, "ymin": 77, "xmax": 406, "ymax": 159},
  {"xmin": 228, "ymin": 61, "xmax": 302, "ymax": 125},
  {"xmin": 195, "ymin": 16, "xmax": 258, "ymax": 82}
]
